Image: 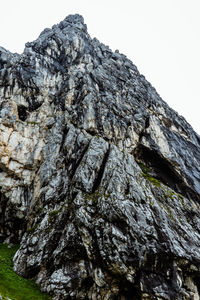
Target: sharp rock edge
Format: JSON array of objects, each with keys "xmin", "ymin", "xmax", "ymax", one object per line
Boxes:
[{"xmin": 0, "ymin": 14, "xmax": 200, "ymax": 300}]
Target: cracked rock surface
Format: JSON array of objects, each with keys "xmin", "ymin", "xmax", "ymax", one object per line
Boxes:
[{"xmin": 0, "ymin": 14, "xmax": 200, "ymax": 299}]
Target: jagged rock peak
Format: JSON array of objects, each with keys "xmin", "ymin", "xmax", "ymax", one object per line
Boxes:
[
  {"xmin": 58, "ymin": 14, "xmax": 87, "ymax": 29},
  {"xmin": 0, "ymin": 14, "xmax": 200, "ymax": 300},
  {"xmin": 37, "ymin": 14, "xmax": 87, "ymax": 39}
]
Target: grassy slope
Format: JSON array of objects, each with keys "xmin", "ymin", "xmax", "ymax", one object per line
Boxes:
[{"xmin": 0, "ymin": 244, "xmax": 51, "ymax": 300}]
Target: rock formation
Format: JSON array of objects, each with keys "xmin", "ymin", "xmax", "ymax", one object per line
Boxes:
[{"xmin": 0, "ymin": 14, "xmax": 200, "ymax": 299}]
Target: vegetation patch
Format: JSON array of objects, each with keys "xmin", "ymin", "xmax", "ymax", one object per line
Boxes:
[
  {"xmin": 139, "ymin": 163, "xmax": 161, "ymax": 188},
  {"xmin": 85, "ymin": 190, "xmax": 101, "ymax": 203},
  {"xmin": 142, "ymin": 172, "xmax": 161, "ymax": 187},
  {"xmin": 84, "ymin": 188, "xmax": 110, "ymax": 203},
  {"xmin": 48, "ymin": 207, "xmax": 64, "ymax": 224},
  {"xmin": 0, "ymin": 244, "xmax": 51, "ymax": 300},
  {"xmin": 139, "ymin": 163, "xmax": 149, "ymax": 174},
  {"xmin": 26, "ymin": 224, "xmax": 39, "ymax": 234}
]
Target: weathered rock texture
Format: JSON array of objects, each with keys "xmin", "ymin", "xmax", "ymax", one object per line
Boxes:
[{"xmin": 0, "ymin": 14, "xmax": 200, "ymax": 299}]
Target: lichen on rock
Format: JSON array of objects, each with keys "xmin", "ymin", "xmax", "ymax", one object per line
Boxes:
[{"xmin": 0, "ymin": 14, "xmax": 200, "ymax": 300}]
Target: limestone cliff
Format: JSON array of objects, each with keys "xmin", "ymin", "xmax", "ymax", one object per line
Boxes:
[{"xmin": 0, "ymin": 14, "xmax": 200, "ymax": 299}]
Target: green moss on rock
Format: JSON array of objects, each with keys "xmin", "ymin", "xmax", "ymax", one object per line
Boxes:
[
  {"xmin": 139, "ymin": 163, "xmax": 161, "ymax": 188},
  {"xmin": 84, "ymin": 188, "xmax": 110, "ymax": 203}
]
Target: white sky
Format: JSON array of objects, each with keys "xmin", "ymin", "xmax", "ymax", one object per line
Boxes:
[{"xmin": 0, "ymin": 0, "xmax": 199, "ymax": 134}]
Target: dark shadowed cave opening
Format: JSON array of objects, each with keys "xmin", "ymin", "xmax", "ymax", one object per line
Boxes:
[
  {"xmin": 17, "ymin": 105, "xmax": 28, "ymax": 121},
  {"xmin": 134, "ymin": 144, "xmax": 199, "ymax": 202}
]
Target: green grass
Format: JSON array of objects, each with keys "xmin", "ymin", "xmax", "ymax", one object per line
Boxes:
[{"xmin": 0, "ymin": 244, "xmax": 51, "ymax": 300}]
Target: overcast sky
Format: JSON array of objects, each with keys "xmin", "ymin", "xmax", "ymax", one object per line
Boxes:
[{"xmin": 0, "ymin": 0, "xmax": 199, "ymax": 134}]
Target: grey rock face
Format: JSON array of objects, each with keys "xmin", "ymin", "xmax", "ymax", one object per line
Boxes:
[{"xmin": 0, "ymin": 14, "xmax": 200, "ymax": 299}]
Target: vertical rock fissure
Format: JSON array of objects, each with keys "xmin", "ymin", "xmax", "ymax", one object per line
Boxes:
[{"xmin": 91, "ymin": 144, "xmax": 110, "ymax": 193}]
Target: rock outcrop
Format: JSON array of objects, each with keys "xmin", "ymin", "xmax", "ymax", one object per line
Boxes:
[{"xmin": 0, "ymin": 14, "xmax": 200, "ymax": 299}]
